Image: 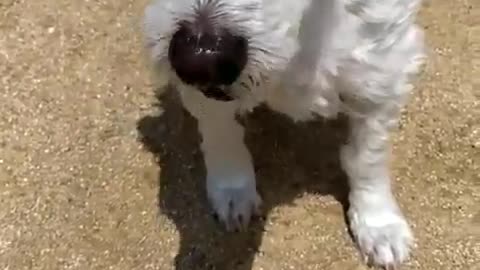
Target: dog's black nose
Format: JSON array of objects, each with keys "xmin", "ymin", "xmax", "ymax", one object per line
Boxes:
[{"xmin": 168, "ymin": 22, "xmax": 248, "ymax": 87}]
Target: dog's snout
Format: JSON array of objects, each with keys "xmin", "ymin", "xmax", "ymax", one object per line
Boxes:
[{"xmin": 168, "ymin": 22, "xmax": 248, "ymax": 87}]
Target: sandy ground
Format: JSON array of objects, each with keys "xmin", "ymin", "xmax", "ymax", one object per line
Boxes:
[{"xmin": 1, "ymin": 0, "xmax": 479, "ymax": 269}]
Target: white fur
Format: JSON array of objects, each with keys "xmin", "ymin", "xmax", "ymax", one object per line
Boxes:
[{"xmin": 143, "ymin": 0, "xmax": 425, "ymax": 267}]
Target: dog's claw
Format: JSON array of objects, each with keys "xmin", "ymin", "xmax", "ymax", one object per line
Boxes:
[
  {"xmin": 350, "ymin": 206, "xmax": 413, "ymax": 269},
  {"xmin": 208, "ymin": 179, "xmax": 262, "ymax": 232},
  {"xmin": 362, "ymin": 254, "xmax": 370, "ymax": 266}
]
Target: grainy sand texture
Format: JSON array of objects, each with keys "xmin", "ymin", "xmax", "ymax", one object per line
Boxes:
[{"xmin": 1, "ymin": 0, "xmax": 478, "ymax": 269}]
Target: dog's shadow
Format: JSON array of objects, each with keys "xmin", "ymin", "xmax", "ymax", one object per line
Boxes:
[{"xmin": 137, "ymin": 85, "xmax": 351, "ymax": 270}]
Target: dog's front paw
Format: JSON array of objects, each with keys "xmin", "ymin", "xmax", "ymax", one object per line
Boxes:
[
  {"xmin": 207, "ymin": 176, "xmax": 262, "ymax": 231},
  {"xmin": 348, "ymin": 203, "xmax": 413, "ymax": 269}
]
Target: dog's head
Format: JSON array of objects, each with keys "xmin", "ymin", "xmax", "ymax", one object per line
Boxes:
[{"xmin": 143, "ymin": 0, "xmax": 307, "ymax": 101}]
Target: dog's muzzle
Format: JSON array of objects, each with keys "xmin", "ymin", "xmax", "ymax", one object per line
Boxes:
[{"xmin": 168, "ymin": 20, "xmax": 248, "ymax": 102}]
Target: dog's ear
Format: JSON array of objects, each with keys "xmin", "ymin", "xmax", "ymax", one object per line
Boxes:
[{"xmin": 142, "ymin": 0, "xmax": 181, "ymax": 63}]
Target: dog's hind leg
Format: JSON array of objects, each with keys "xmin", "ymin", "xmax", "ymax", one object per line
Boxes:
[{"xmin": 179, "ymin": 88, "xmax": 261, "ymax": 231}]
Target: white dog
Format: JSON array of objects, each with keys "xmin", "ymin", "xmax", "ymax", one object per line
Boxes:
[{"xmin": 142, "ymin": 0, "xmax": 425, "ymax": 268}]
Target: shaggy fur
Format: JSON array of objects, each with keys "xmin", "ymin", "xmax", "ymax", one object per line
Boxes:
[{"xmin": 142, "ymin": 0, "xmax": 425, "ymax": 268}]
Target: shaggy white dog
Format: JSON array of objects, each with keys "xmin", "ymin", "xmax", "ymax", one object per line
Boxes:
[{"xmin": 142, "ymin": 0, "xmax": 425, "ymax": 268}]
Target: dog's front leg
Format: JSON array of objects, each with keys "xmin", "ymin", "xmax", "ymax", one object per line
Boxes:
[
  {"xmin": 179, "ymin": 89, "xmax": 261, "ymax": 231},
  {"xmin": 341, "ymin": 104, "xmax": 413, "ymax": 268}
]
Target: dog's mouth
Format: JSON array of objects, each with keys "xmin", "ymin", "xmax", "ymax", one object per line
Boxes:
[{"xmin": 200, "ymin": 86, "xmax": 235, "ymax": 102}]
